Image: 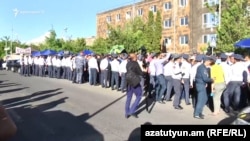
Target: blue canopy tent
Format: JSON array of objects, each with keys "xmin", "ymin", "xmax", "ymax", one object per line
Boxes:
[
  {"xmin": 234, "ymin": 38, "xmax": 250, "ymax": 48},
  {"xmin": 40, "ymin": 49, "xmax": 57, "ymax": 56},
  {"xmin": 57, "ymin": 50, "xmax": 64, "ymax": 56},
  {"xmin": 31, "ymin": 51, "xmax": 41, "ymax": 57},
  {"xmin": 83, "ymin": 49, "xmax": 94, "ymax": 55}
]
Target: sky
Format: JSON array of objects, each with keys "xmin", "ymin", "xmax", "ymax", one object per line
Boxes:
[{"xmin": 0, "ymin": 0, "xmax": 141, "ymax": 44}]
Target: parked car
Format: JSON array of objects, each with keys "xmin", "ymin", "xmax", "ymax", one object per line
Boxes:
[{"xmin": 6, "ymin": 59, "xmax": 21, "ymax": 73}]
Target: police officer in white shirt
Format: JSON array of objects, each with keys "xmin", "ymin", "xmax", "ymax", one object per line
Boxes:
[
  {"xmin": 163, "ymin": 54, "xmax": 174, "ymax": 101},
  {"xmin": 56, "ymin": 56, "xmax": 62, "ymax": 79},
  {"xmin": 110, "ymin": 54, "xmax": 120, "ymax": 90},
  {"xmin": 223, "ymin": 54, "xmax": 246, "ymax": 113},
  {"xmin": 148, "ymin": 53, "xmax": 157, "ymax": 98},
  {"xmin": 52, "ymin": 56, "xmax": 57, "ymax": 78},
  {"xmin": 100, "ymin": 55, "xmax": 109, "ymax": 88},
  {"xmin": 181, "ymin": 54, "xmax": 192, "ymax": 105},
  {"xmin": 46, "ymin": 55, "xmax": 52, "ymax": 78},
  {"xmin": 172, "ymin": 54, "xmax": 183, "ymax": 110},
  {"xmin": 88, "ymin": 53, "xmax": 99, "ymax": 85},
  {"xmin": 119, "ymin": 54, "xmax": 128, "ymax": 92},
  {"xmin": 23, "ymin": 55, "xmax": 28, "ymax": 76}
]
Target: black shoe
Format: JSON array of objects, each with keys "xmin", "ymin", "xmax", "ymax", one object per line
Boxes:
[
  {"xmin": 174, "ymin": 106, "xmax": 183, "ymax": 110},
  {"xmin": 194, "ymin": 115, "xmax": 204, "ymax": 119},
  {"xmin": 131, "ymin": 114, "xmax": 138, "ymax": 118},
  {"xmin": 125, "ymin": 115, "xmax": 130, "ymax": 119},
  {"xmin": 199, "ymin": 114, "xmax": 205, "ymax": 118},
  {"xmin": 158, "ymin": 101, "xmax": 165, "ymax": 104},
  {"xmin": 186, "ymin": 103, "xmax": 191, "ymax": 105},
  {"xmin": 166, "ymin": 99, "xmax": 172, "ymax": 101},
  {"xmin": 224, "ymin": 109, "xmax": 230, "ymax": 113}
]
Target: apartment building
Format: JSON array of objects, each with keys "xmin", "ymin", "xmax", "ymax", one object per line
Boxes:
[{"xmin": 96, "ymin": 0, "xmax": 219, "ymax": 53}]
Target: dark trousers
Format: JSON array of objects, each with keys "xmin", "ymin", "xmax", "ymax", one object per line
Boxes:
[
  {"xmin": 182, "ymin": 78, "xmax": 191, "ymax": 104},
  {"xmin": 67, "ymin": 67, "xmax": 72, "ymax": 80},
  {"xmin": 190, "ymin": 82, "xmax": 198, "ymax": 108},
  {"xmin": 39, "ymin": 65, "xmax": 44, "ymax": 77},
  {"xmin": 111, "ymin": 71, "xmax": 119, "ymax": 90},
  {"xmin": 223, "ymin": 81, "xmax": 242, "ymax": 111},
  {"xmin": 101, "ymin": 70, "xmax": 108, "ymax": 87},
  {"xmin": 155, "ymin": 74, "xmax": 167, "ymax": 101},
  {"xmin": 173, "ymin": 79, "xmax": 182, "ymax": 107},
  {"xmin": 20, "ymin": 65, "xmax": 24, "ymax": 75},
  {"xmin": 164, "ymin": 76, "xmax": 173, "ymax": 100},
  {"xmin": 90, "ymin": 68, "xmax": 97, "ymax": 85},
  {"xmin": 57, "ymin": 67, "xmax": 61, "ymax": 79},
  {"xmin": 120, "ymin": 73, "xmax": 127, "ymax": 91},
  {"xmin": 148, "ymin": 75, "xmax": 156, "ymax": 96},
  {"xmin": 24, "ymin": 65, "xmax": 29, "ymax": 76},
  {"xmin": 48, "ymin": 66, "xmax": 53, "ymax": 77},
  {"xmin": 72, "ymin": 69, "xmax": 76, "ymax": 82},
  {"xmin": 52, "ymin": 66, "xmax": 56, "ymax": 78},
  {"xmin": 32, "ymin": 64, "xmax": 35, "ymax": 75},
  {"xmin": 76, "ymin": 67, "xmax": 83, "ymax": 83},
  {"xmin": 125, "ymin": 84, "xmax": 142, "ymax": 116},
  {"xmin": 35, "ymin": 65, "xmax": 39, "ymax": 76},
  {"xmin": 194, "ymin": 83, "xmax": 208, "ymax": 116},
  {"xmin": 61, "ymin": 66, "xmax": 66, "ymax": 79}
]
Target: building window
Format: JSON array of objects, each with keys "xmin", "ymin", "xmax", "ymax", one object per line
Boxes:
[
  {"xmin": 202, "ymin": 34, "xmax": 217, "ymax": 44},
  {"xmin": 116, "ymin": 14, "xmax": 121, "ymax": 21},
  {"xmin": 164, "ymin": 2, "xmax": 172, "ymax": 10},
  {"xmin": 202, "ymin": 12, "xmax": 219, "ymax": 28},
  {"xmin": 164, "ymin": 19, "xmax": 172, "ymax": 28},
  {"xmin": 179, "ymin": 35, "xmax": 189, "ymax": 45},
  {"xmin": 180, "ymin": 17, "xmax": 188, "ymax": 26},
  {"xmin": 179, "ymin": 0, "xmax": 188, "ymax": 7},
  {"xmin": 106, "ymin": 16, "xmax": 111, "ymax": 22},
  {"xmin": 164, "ymin": 37, "xmax": 172, "ymax": 47},
  {"xmin": 137, "ymin": 8, "xmax": 143, "ymax": 16},
  {"xmin": 126, "ymin": 11, "xmax": 131, "ymax": 19},
  {"xmin": 150, "ymin": 5, "xmax": 157, "ymax": 13},
  {"xmin": 203, "ymin": 0, "xmax": 219, "ymax": 7}
]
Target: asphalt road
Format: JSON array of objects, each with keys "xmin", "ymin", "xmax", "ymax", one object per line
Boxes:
[{"xmin": 0, "ymin": 70, "xmax": 232, "ymax": 141}]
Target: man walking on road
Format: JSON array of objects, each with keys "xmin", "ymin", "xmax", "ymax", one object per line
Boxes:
[{"xmin": 125, "ymin": 53, "xmax": 143, "ymax": 118}]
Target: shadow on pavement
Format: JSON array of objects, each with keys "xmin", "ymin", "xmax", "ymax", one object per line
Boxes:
[
  {"xmin": 0, "ymin": 80, "xmax": 9, "ymax": 83},
  {"xmin": 127, "ymin": 122, "xmax": 152, "ymax": 141},
  {"xmin": 136, "ymin": 96, "xmax": 155, "ymax": 115},
  {"xmin": 0, "ymin": 87, "xmax": 29, "ymax": 94},
  {"xmin": 2, "ymin": 88, "xmax": 63, "ymax": 108},
  {"xmin": 0, "ymin": 83, "xmax": 21, "ymax": 88},
  {"xmin": 217, "ymin": 116, "xmax": 237, "ymax": 125},
  {"xmin": 6, "ymin": 97, "xmax": 104, "ymax": 141}
]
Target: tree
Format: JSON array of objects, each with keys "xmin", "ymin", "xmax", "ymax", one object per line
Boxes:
[
  {"xmin": 154, "ymin": 11, "xmax": 162, "ymax": 52},
  {"xmin": 145, "ymin": 11, "xmax": 155, "ymax": 52},
  {"xmin": 92, "ymin": 37, "xmax": 109, "ymax": 54},
  {"xmin": 73, "ymin": 38, "xmax": 87, "ymax": 53},
  {"xmin": 144, "ymin": 11, "xmax": 162, "ymax": 53},
  {"xmin": 207, "ymin": 0, "xmax": 250, "ymax": 52}
]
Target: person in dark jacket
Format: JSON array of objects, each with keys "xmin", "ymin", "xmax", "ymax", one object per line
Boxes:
[
  {"xmin": 194, "ymin": 56, "xmax": 214, "ymax": 119},
  {"xmin": 125, "ymin": 53, "xmax": 143, "ymax": 118}
]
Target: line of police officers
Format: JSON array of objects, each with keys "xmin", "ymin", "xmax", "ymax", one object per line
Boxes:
[{"xmin": 18, "ymin": 51, "xmax": 250, "ymax": 119}]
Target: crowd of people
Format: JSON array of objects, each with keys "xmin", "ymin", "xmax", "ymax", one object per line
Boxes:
[{"xmin": 17, "ymin": 51, "xmax": 250, "ymax": 119}]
